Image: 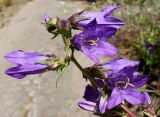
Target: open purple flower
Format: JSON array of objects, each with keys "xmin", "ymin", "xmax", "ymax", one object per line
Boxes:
[
  {"xmin": 74, "ymin": 19, "xmax": 118, "ymax": 63},
  {"xmin": 79, "ymin": 6, "xmax": 124, "ymax": 29},
  {"xmin": 5, "ymin": 50, "xmax": 49, "ymax": 79},
  {"xmin": 78, "ymin": 79, "xmax": 107, "ymax": 114},
  {"xmin": 107, "ymin": 66, "xmax": 151, "ymax": 109}
]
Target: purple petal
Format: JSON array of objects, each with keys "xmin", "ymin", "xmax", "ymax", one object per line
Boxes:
[
  {"xmin": 108, "ymin": 66, "xmax": 140, "ymax": 89},
  {"xmin": 143, "ymin": 92, "xmax": 151, "ymax": 104},
  {"xmin": 99, "ymin": 97, "xmax": 108, "ymax": 113},
  {"xmin": 83, "ymin": 85, "xmax": 100, "ymax": 102},
  {"xmin": 82, "ymin": 50, "xmax": 99, "ymax": 63},
  {"xmin": 107, "ymin": 88, "xmax": 123, "ymax": 109},
  {"xmin": 122, "ymin": 88, "xmax": 151, "ymax": 105},
  {"xmin": 5, "ymin": 64, "xmax": 47, "ymax": 79},
  {"xmin": 43, "ymin": 14, "xmax": 50, "ymax": 22},
  {"xmin": 101, "ymin": 6, "xmax": 119, "ymax": 13},
  {"xmin": 96, "ymin": 16, "xmax": 124, "ymax": 26},
  {"xmin": 78, "ymin": 100, "xmax": 96, "ymax": 112},
  {"xmin": 82, "ymin": 41, "xmax": 117, "ymax": 63},
  {"xmin": 5, "ymin": 50, "xmax": 48, "ymax": 65},
  {"xmin": 79, "ymin": 6, "xmax": 124, "ymax": 29},
  {"xmin": 131, "ymin": 72, "xmax": 148, "ymax": 88},
  {"xmin": 96, "ymin": 41, "xmax": 118, "ymax": 56},
  {"xmin": 84, "ymin": 19, "xmax": 117, "ymax": 41},
  {"xmin": 79, "ymin": 12, "xmax": 100, "ymax": 26},
  {"xmin": 103, "ymin": 58, "xmax": 139, "ymax": 72},
  {"xmin": 118, "ymin": 66, "xmax": 138, "ymax": 78}
]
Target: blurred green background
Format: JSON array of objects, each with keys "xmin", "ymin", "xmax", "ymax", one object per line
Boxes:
[{"xmin": 94, "ymin": 0, "xmax": 160, "ymax": 87}]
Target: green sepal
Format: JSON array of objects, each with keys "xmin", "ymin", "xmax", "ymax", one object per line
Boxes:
[
  {"xmin": 55, "ymin": 59, "xmax": 69, "ymax": 72},
  {"xmin": 84, "ymin": 67, "xmax": 109, "ymax": 80},
  {"xmin": 38, "ymin": 58, "xmax": 57, "ymax": 65},
  {"xmin": 55, "ymin": 60, "xmax": 70, "ymax": 88}
]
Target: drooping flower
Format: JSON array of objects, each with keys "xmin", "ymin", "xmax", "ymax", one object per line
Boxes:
[
  {"xmin": 74, "ymin": 19, "xmax": 118, "ymax": 63},
  {"xmin": 107, "ymin": 66, "xmax": 151, "ymax": 109},
  {"xmin": 79, "ymin": 6, "xmax": 124, "ymax": 29},
  {"xmin": 78, "ymin": 79, "xmax": 108, "ymax": 114},
  {"xmin": 5, "ymin": 50, "xmax": 49, "ymax": 79}
]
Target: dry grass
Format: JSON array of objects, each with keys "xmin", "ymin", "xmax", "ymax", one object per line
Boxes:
[
  {"xmin": 0, "ymin": 0, "xmax": 12, "ymax": 11},
  {"xmin": 0, "ymin": 0, "xmax": 32, "ymax": 28}
]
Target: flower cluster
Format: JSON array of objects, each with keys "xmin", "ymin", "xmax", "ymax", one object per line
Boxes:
[
  {"xmin": 79, "ymin": 58, "xmax": 151, "ymax": 114},
  {"xmin": 4, "ymin": 5, "xmax": 154, "ymax": 116}
]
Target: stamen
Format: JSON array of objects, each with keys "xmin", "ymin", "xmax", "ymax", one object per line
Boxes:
[
  {"xmin": 115, "ymin": 77, "xmax": 135, "ymax": 89},
  {"xmin": 115, "ymin": 81, "xmax": 126, "ymax": 90},
  {"xmin": 123, "ymin": 77, "xmax": 135, "ymax": 89},
  {"xmin": 83, "ymin": 38, "xmax": 99, "ymax": 46}
]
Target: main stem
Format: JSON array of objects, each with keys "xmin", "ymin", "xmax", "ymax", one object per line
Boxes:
[
  {"xmin": 120, "ymin": 104, "xmax": 137, "ymax": 117},
  {"xmin": 71, "ymin": 56, "xmax": 99, "ymax": 89}
]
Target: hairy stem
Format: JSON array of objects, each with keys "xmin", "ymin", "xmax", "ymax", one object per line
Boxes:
[
  {"xmin": 120, "ymin": 104, "xmax": 137, "ymax": 117},
  {"xmin": 71, "ymin": 56, "xmax": 99, "ymax": 89}
]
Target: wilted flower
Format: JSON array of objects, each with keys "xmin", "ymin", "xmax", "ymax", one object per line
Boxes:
[
  {"xmin": 107, "ymin": 66, "xmax": 151, "ymax": 109},
  {"xmin": 78, "ymin": 79, "xmax": 108, "ymax": 114},
  {"xmin": 79, "ymin": 6, "xmax": 124, "ymax": 29},
  {"xmin": 74, "ymin": 19, "xmax": 118, "ymax": 63},
  {"xmin": 5, "ymin": 50, "xmax": 49, "ymax": 79}
]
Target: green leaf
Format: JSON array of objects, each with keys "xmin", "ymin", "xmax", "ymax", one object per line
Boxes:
[{"xmin": 138, "ymin": 88, "xmax": 160, "ymax": 96}]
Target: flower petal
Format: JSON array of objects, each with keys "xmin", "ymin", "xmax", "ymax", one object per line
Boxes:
[
  {"xmin": 101, "ymin": 6, "xmax": 119, "ymax": 13},
  {"xmin": 103, "ymin": 58, "xmax": 139, "ymax": 72},
  {"xmin": 107, "ymin": 88, "xmax": 123, "ymax": 109},
  {"xmin": 96, "ymin": 16, "xmax": 124, "ymax": 28},
  {"xmin": 79, "ymin": 6, "xmax": 124, "ymax": 29},
  {"xmin": 81, "ymin": 41, "xmax": 117, "ymax": 63},
  {"xmin": 78, "ymin": 100, "xmax": 96, "ymax": 112},
  {"xmin": 43, "ymin": 14, "xmax": 50, "ymax": 22},
  {"xmin": 83, "ymin": 85, "xmax": 100, "ymax": 102},
  {"xmin": 122, "ymin": 88, "xmax": 151, "ymax": 105},
  {"xmin": 96, "ymin": 41, "xmax": 118, "ymax": 56},
  {"xmin": 82, "ymin": 50, "xmax": 100, "ymax": 63},
  {"xmin": 131, "ymin": 72, "xmax": 148, "ymax": 88},
  {"xmin": 143, "ymin": 92, "xmax": 151, "ymax": 104},
  {"xmin": 99, "ymin": 97, "xmax": 108, "ymax": 113},
  {"xmin": 5, "ymin": 50, "xmax": 48, "ymax": 65},
  {"xmin": 5, "ymin": 64, "xmax": 47, "ymax": 79},
  {"xmin": 83, "ymin": 19, "xmax": 117, "ymax": 41}
]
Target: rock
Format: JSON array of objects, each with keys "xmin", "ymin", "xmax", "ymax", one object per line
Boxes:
[{"xmin": 0, "ymin": 0, "xmax": 96, "ymax": 117}]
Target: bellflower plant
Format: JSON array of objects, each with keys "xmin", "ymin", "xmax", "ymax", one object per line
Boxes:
[{"xmin": 4, "ymin": 5, "xmax": 156, "ymax": 117}]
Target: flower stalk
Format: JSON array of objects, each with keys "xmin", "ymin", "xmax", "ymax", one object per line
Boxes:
[
  {"xmin": 120, "ymin": 104, "xmax": 137, "ymax": 117},
  {"xmin": 71, "ymin": 55, "xmax": 99, "ymax": 89}
]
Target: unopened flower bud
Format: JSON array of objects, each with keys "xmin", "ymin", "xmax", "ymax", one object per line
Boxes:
[{"xmin": 48, "ymin": 63, "xmax": 58, "ymax": 70}]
